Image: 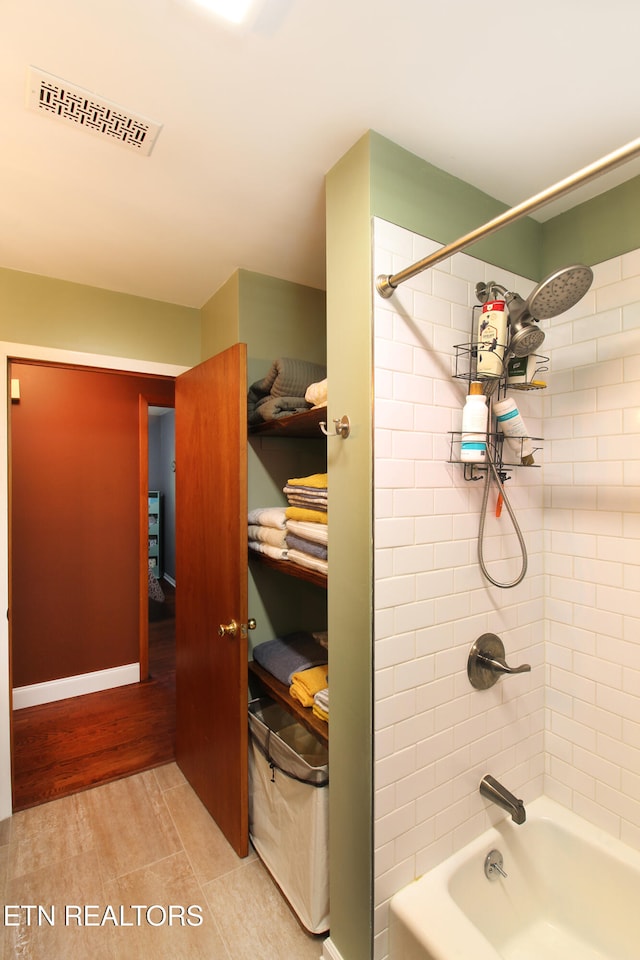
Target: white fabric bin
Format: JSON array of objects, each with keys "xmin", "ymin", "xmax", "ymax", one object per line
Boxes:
[{"xmin": 248, "ymin": 696, "xmax": 329, "ymax": 934}]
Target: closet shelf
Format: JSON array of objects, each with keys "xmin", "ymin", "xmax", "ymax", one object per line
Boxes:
[
  {"xmin": 248, "ymin": 406, "xmax": 327, "ymax": 438},
  {"xmin": 249, "ymin": 550, "xmax": 327, "ymax": 589},
  {"xmin": 248, "ymin": 660, "xmax": 328, "ymax": 748}
]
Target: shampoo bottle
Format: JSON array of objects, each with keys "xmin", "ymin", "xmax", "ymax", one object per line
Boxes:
[
  {"xmin": 493, "ymin": 396, "xmax": 535, "ymax": 464},
  {"xmin": 477, "ymin": 299, "xmax": 507, "ymax": 379},
  {"xmin": 461, "ymin": 382, "xmax": 488, "ymax": 463}
]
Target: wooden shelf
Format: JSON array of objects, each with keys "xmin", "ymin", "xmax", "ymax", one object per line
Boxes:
[
  {"xmin": 248, "ymin": 660, "xmax": 328, "ymax": 748},
  {"xmin": 248, "ymin": 406, "xmax": 327, "ymax": 438},
  {"xmin": 249, "ymin": 550, "xmax": 327, "ymax": 589}
]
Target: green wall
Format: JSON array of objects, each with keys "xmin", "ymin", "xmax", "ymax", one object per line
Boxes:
[
  {"xmin": 202, "ymin": 268, "xmax": 328, "ymax": 654},
  {"xmin": 241, "ymin": 270, "xmax": 327, "ymax": 653},
  {"xmin": 368, "ymin": 130, "xmax": 640, "ymax": 285},
  {"xmin": 0, "ymin": 268, "xmax": 200, "ymax": 366},
  {"xmin": 325, "ymin": 133, "xmax": 375, "ymax": 960},
  {"xmin": 542, "ymin": 175, "xmax": 640, "ymax": 275},
  {"xmin": 238, "ymin": 269, "xmax": 326, "ymax": 383},
  {"xmin": 200, "ymin": 271, "xmax": 240, "ymax": 360},
  {"xmin": 369, "ymin": 131, "xmax": 542, "ymax": 280}
]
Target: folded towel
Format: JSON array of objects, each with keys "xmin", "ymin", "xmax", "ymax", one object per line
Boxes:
[
  {"xmin": 285, "ymin": 507, "xmax": 328, "ymax": 524},
  {"xmin": 288, "ymin": 548, "xmax": 328, "ymax": 576},
  {"xmin": 249, "ymin": 395, "xmax": 311, "ymax": 424},
  {"xmin": 312, "ymin": 630, "xmax": 328, "ymax": 648},
  {"xmin": 248, "ymin": 524, "xmax": 288, "ymax": 549},
  {"xmin": 313, "ymin": 688, "xmax": 329, "ymax": 721},
  {"xmin": 286, "ymin": 519, "xmax": 328, "ymax": 546},
  {"xmin": 248, "ymin": 541, "xmax": 288, "ymax": 561},
  {"xmin": 253, "ymin": 632, "xmax": 328, "ymax": 686},
  {"xmin": 284, "ymin": 495, "xmax": 328, "ymax": 509},
  {"xmin": 290, "ymin": 666, "xmax": 329, "ymax": 707},
  {"xmin": 305, "ymin": 378, "xmax": 327, "ymax": 408},
  {"xmin": 286, "ymin": 473, "xmax": 328, "ymax": 489},
  {"xmin": 314, "ymin": 688, "xmax": 329, "ymax": 711},
  {"xmin": 248, "ymin": 358, "xmax": 326, "ymax": 423},
  {"xmin": 313, "ymin": 703, "xmax": 329, "ymax": 722},
  {"xmin": 247, "ymin": 506, "xmax": 287, "ymax": 529},
  {"xmin": 285, "ymin": 533, "xmax": 327, "ymax": 561},
  {"xmin": 283, "ymin": 484, "xmax": 328, "ymax": 499}
]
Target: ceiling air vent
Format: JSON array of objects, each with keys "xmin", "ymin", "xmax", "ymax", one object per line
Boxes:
[{"xmin": 26, "ymin": 66, "xmax": 162, "ymax": 157}]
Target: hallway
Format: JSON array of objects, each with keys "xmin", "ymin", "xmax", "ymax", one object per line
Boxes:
[{"xmin": 11, "ymin": 583, "xmax": 176, "ymax": 811}]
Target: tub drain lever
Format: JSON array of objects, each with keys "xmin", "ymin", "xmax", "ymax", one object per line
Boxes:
[{"xmin": 484, "ymin": 849, "xmax": 507, "ymax": 880}]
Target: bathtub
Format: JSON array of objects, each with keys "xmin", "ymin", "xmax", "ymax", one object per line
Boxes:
[{"xmin": 389, "ymin": 796, "xmax": 640, "ymax": 960}]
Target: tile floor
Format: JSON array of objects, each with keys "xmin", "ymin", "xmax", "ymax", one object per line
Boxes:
[{"xmin": 0, "ymin": 763, "xmax": 326, "ymax": 959}]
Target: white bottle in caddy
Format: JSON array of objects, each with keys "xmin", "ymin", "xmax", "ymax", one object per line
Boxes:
[
  {"xmin": 461, "ymin": 382, "xmax": 489, "ymax": 463},
  {"xmin": 493, "ymin": 397, "xmax": 535, "ymax": 465},
  {"xmin": 476, "ymin": 299, "xmax": 507, "ymax": 379}
]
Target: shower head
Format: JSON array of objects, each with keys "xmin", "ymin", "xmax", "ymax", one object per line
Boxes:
[
  {"xmin": 502, "ymin": 264, "xmax": 593, "ymax": 359},
  {"xmin": 525, "ymin": 264, "xmax": 594, "ymax": 320},
  {"xmin": 504, "ymin": 292, "xmax": 546, "ymax": 357}
]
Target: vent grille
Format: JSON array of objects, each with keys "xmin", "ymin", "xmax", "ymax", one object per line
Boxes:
[{"xmin": 27, "ymin": 67, "xmax": 162, "ymax": 156}]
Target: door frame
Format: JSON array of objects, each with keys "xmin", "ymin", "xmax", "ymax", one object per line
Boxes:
[
  {"xmin": 138, "ymin": 395, "xmax": 176, "ymax": 681},
  {"xmin": 0, "ymin": 342, "xmax": 187, "ymax": 819}
]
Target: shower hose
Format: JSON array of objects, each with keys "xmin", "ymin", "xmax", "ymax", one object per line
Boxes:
[{"xmin": 477, "ymin": 446, "xmax": 528, "ymax": 588}]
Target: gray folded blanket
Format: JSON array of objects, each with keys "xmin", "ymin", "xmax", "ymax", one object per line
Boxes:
[
  {"xmin": 285, "ymin": 533, "xmax": 328, "ymax": 561},
  {"xmin": 248, "ymin": 358, "xmax": 327, "ymax": 424},
  {"xmin": 250, "ymin": 395, "xmax": 311, "ymax": 424},
  {"xmin": 252, "ymin": 631, "xmax": 328, "ymax": 685}
]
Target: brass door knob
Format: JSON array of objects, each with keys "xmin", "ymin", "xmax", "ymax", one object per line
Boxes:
[{"xmin": 218, "ymin": 620, "xmax": 238, "ymax": 638}]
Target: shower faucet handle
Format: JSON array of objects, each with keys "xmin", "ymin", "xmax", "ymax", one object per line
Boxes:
[
  {"xmin": 467, "ymin": 633, "xmax": 531, "ymax": 690},
  {"xmin": 480, "ymin": 655, "xmax": 530, "ymax": 676}
]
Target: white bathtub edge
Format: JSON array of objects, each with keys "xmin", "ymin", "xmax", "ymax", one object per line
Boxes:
[{"xmin": 389, "ymin": 795, "xmax": 640, "ymax": 960}]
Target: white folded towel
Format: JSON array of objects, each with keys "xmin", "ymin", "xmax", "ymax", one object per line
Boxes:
[
  {"xmin": 248, "ymin": 525, "xmax": 287, "ymax": 549},
  {"xmin": 248, "ymin": 541, "xmax": 288, "ymax": 561},
  {"xmin": 287, "ymin": 548, "xmax": 328, "ymax": 575},
  {"xmin": 305, "ymin": 377, "xmax": 327, "ymax": 408},
  {"xmin": 314, "ymin": 688, "xmax": 329, "ymax": 711},
  {"xmin": 247, "ymin": 506, "xmax": 287, "ymax": 529},
  {"xmin": 286, "ymin": 519, "xmax": 328, "ymax": 545}
]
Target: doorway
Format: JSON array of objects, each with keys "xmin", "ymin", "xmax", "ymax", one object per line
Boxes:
[{"xmin": 8, "ymin": 358, "xmax": 177, "ymax": 809}]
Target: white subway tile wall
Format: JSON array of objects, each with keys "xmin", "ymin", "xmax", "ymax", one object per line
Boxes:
[
  {"xmin": 372, "ymin": 219, "xmax": 640, "ymax": 960},
  {"xmin": 544, "ymin": 250, "xmax": 640, "ymax": 838}
]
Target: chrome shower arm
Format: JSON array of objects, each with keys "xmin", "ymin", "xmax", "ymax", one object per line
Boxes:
[{"xmin": 376, "ymin": 135, "xmax": 640, "ymax": 298}]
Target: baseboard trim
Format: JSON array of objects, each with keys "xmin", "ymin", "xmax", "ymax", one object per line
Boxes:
[
  {"xmin": 322, "ymin": 938, "xmax": 345, "ymax": 960},
  {"xmin": 12, "ymin": 662, "xmax": 140, "ymax": 710}
]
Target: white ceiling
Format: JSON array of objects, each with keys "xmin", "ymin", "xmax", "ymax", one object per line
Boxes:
[{"xmin": 2, "ymin": 0, "xmax": 639, "ymax": 309}]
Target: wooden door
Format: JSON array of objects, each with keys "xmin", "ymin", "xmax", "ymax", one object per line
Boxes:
[
  {"xmin": 9, "ymin": 361, "xmax": 175, "ymax": 690},
  {"xmin": 175, "ymin": 343, "xmax": 249, "ymax": 857}
]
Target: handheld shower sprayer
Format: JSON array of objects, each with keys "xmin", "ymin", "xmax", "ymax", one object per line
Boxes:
[{"xmin": 473, "ymin": 263, "xmax": 594, "ymax": 589}]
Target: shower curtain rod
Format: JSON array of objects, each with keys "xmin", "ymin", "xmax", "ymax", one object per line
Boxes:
[{"xmin": 376, "ymin": 135, "xmax": 640, "ymax": 298}]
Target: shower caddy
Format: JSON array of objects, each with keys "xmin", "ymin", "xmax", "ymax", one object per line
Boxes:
[{"xmin": 449, "ymin": 302, "xmax": 546, "ymax": 482}]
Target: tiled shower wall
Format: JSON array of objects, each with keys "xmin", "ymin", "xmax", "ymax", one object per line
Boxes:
[
  {"xmin": 371, "ymin": 218, "xmax": 640, "ymax": 960},
  {"xmin": 543, "ymin": 250, "xmax": 640, "ymax": 839}
]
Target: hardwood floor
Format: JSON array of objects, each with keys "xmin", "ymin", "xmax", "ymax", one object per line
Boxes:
[{"xmin": 11, "ymin": 581, "xmax": 176, "ymax": 811}]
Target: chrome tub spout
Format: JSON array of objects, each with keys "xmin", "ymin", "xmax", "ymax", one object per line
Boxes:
[{"xmin": 480, "ymin": 775, "xmax": 526, "ymax": 824}]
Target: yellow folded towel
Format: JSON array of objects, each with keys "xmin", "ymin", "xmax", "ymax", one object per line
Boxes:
[
  {"xmin": 313, "ymin": 703, "xmax": 329, "ymax": 722},
  {"xmin": 285, "ymin": 506, "xmax": 328, "ymax": 524},
  {"xmin": 289, "ymin": 666, "xmax": 329, "ymax": 707},
  {"xmin": 286, "ymin": 473, "xmax": 328, "ymax": 489}
]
